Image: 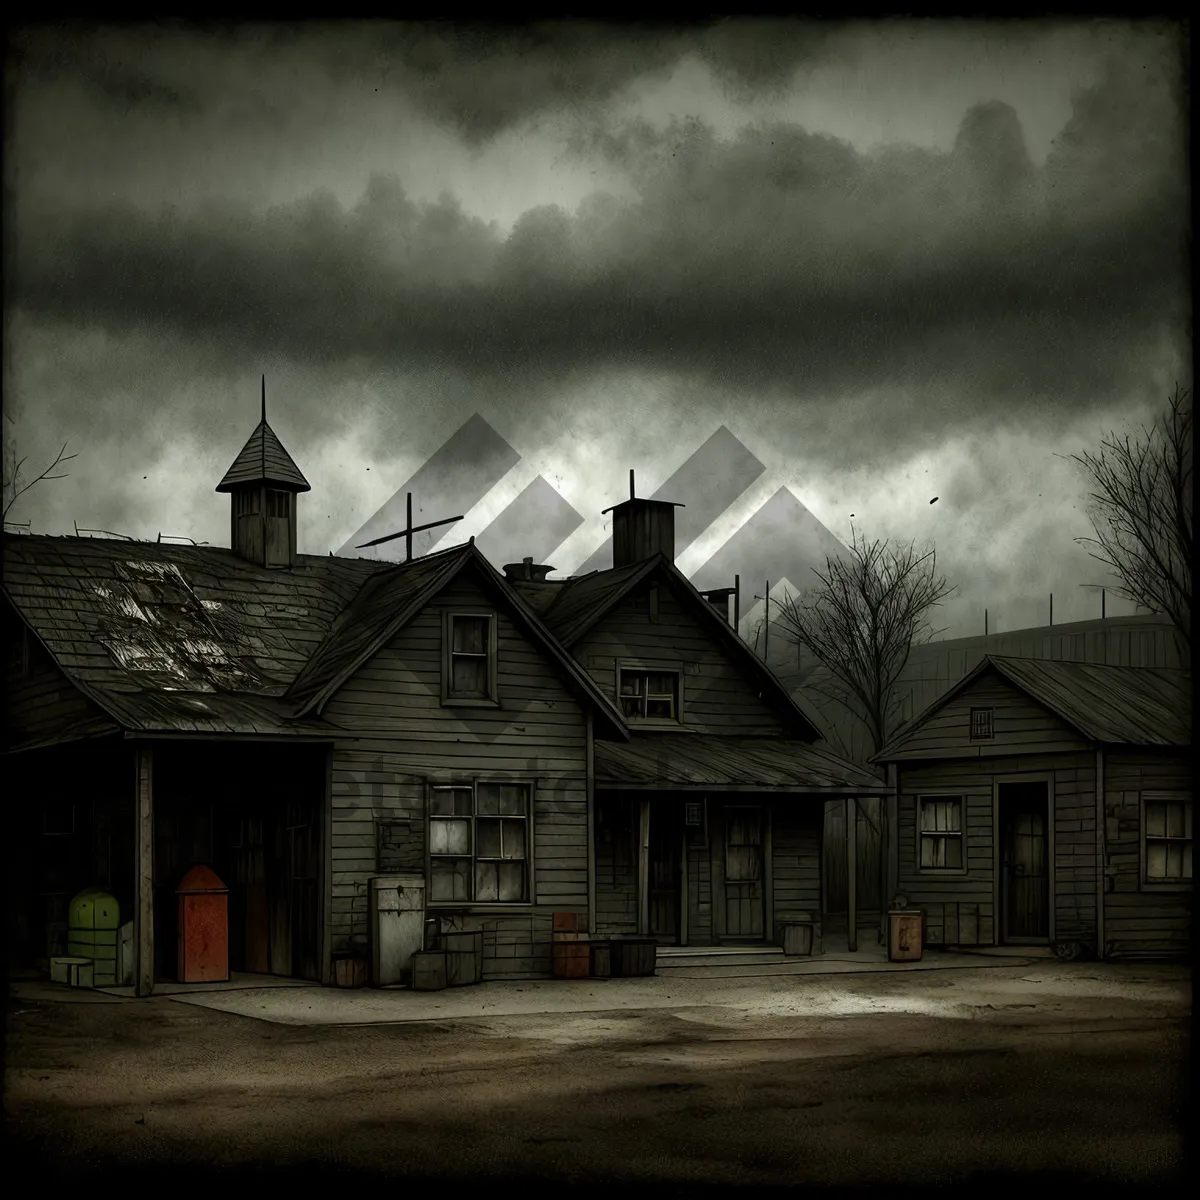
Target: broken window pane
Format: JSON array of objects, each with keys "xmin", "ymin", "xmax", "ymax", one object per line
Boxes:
[
  {"xmin": 452, "ymin": 617, "xmax": 488, "ymax": 654},
  {"xmin": 475, "ymin": 862, "xmax": 499, "ymax": 902},
  {"xmin": 501, "ymin": 819, "xmax": 526, "ymax": 860},
  {"xmin": 451, "ymin": 656, "xmax": 488, "ymax": 696},
  {"xmin": 1145, "ymin": 803, "xmax": 1167, "ymax": 838},
  {"xmin": 476, "ymin": 818, "xmax": 501, "ymax": 859},
  {"xmin": 430, "ymin": 788, "xmax": 471, "ymax": 816},
  {"xmin": 431, "ymin": 857, "xmax": 471, "ymax": 901},
  {"xmin": 498, "ymin": 861, "xmax": 525, "ymax": 901}
]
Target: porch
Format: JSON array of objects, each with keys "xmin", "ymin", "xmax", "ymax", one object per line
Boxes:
[{"xmin": 6, "ymin": 738, "xmax": 329, "ymax": 994}]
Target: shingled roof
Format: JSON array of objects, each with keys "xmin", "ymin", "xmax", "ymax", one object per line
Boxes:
[
  {"xmin": 874, "ymin": 654, "xmax": 1192, "ymax": 760},
  {"xmin": 216, "ymin": 419, "xmax": 311, "ymax": 492},
  {"xmin": 3, "ymin": 533, "xmax": 385, "ymax": 737}
]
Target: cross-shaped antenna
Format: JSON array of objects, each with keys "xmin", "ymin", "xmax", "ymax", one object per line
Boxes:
[
  {"xmin": 355, "ymin": 492, "xmax": 465, "ymax": 561},
  {"xmin": 753, "ymin": 579, "xmax": 772, "ymax": 659}
]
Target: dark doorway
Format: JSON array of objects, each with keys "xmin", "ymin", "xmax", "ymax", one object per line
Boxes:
[
  {"xmin": 722, "ymin": 805, "xmax": 765, "ymax": 941},
  {"xmin": 647, "ymin": 802, "xmax": 681, "ymax": 944},
  {"xmin": 998, "ymin": 781, "xmax": 1051, "ymax": 943}
]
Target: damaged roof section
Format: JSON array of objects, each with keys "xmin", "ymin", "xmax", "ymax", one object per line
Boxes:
[{"xmin": 4, "ymin": 533, "xmax": 388, "ymax": 736}]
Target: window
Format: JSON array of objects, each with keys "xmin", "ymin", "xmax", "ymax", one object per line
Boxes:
[
  {"xmin": 917, "ymin": 796, "xmax": 964, "ymax": 870},
  {"xmin": 1142, "ymin": 792, "xmax": 1192, "ymax": 886},
  {"xmin": 266, "ymin": 489, "xmax": 290, "ymax": 519},
  {"xmin": 429, "ymin": 782, "xmax": 531, "ymax": 904},
  {"xmin": 443, "ymin": 612, "xmax": 497, "ymax": 703},
  {"xmin": 618, "ymin": 667, "xmax": 680, "ymax": 720},
  {"xmin": 725, "ymin": 808, "xmax": 762, "ymax": 881},
  {"xmin": 969, "ymin": 707, "xmax": 994, "ymax": 740}
]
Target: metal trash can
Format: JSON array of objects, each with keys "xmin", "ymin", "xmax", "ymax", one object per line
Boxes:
[{"xmin": 888, "ymin": 908, "xmax": 924, "ymax": 962}]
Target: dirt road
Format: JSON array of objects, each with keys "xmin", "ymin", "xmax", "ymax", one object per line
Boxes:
[{"xmin": 3, "ymin": 963, "xmax": 1190, "ymax": 1189}]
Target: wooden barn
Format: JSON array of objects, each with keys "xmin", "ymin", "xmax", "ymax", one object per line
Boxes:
[
  {"xmin": 4, "ymin": 401, "xmax": 888, "ymax": 994},
  {"xmin": 873, "ymin": 655, "xmax": 1192, "ymax": 961}
]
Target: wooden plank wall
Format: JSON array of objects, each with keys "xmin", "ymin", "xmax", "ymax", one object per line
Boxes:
[
  {"xmin": 572, "ymin": 579, "xmax": 787, "ymax": 735},
  {"xmin": 1103, "ymin": 751, "xmax": 1193, "ymax": 961},
  {"xmin": 594, "ymin": 794, "xmax": 638, "ymax": 937},
  {"xmin": 772, "ymin": 802, "xmax": 821, "ymax": 939},
  {"xmin": 323, "ymin": 573, "xmax": 591, "ymax": 980},
  {"xmin": 3, "ymin": 613, "xmax": 118, "ymax": 748},
  {"xmin": 887, "ymin": 674, "xmax": 1092, "ymax": 761},
  {"xmin": 896, "ymin": 751, "xmax": 1097, "ymax": 946}
]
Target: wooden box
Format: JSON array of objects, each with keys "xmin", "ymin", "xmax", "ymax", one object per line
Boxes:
[
  {"xmin": 443, "ymin": 931, "xmax": 483, "ymax": 987},
  {"xmin": 589, "ymin": 941, "xmax": 612, "ymax": 979},
  {"xmin": 412, "ymin": 950, "xmax": 448, "ymax": 991},
  {"xmin": 611, "ymin": 937, "xmax": 656, "ymax": 977},
  {"xmin": 552, "ymin": 940, "xmax": 590, "ymax": 979}
]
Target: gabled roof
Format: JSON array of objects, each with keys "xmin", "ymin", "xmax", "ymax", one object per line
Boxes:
[
  {"xmin": 596, "ymin": 734, "xmax": 890, "ymax": 792},
  {"xmin": 284, "ymin": 541, "xmax": 630, "ymax": 740},
  {"xmin": 532, "ymin": 553, "xmax": 825, "ymax": 742},
  {"xmin": 216, "ymin": 420, "xmax": 311, "ymax": 492},
  {"xmin": 874, "ymin": 655, "xmax": 1192, "ymax": 761},
  {"xmin": 3, "ymin": 533, "xmax": 385, "ymax": 739}
]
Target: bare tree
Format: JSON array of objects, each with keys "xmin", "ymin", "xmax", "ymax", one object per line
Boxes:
[
  {"xmin": 775, "ymin": 531, "xmax": 956, "ymax": 760},
  {"xmin": 1066, "ymin": 384, "xmax": 1192, "ymax": 653},
  {"xmin": 3, "ymin": 438, "xmax": 77, "ymax": 529}
]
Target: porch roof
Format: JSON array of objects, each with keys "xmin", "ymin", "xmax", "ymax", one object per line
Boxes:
[{"xmin": 595, "ymin": 734, "xmax": 892, "ymax": 793}]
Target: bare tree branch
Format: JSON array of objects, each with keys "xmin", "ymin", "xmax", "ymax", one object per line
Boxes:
[
  {"xmin": 3, "ymin": 440, "xmax": 78, "ymax": 523},
  {"xmin": 775, "ymin": 528, "xmax": 956, "ymax": 761},
  {"xmin": 1063, "ymin": 384, "xmax": 1192, "ymax": 653}
]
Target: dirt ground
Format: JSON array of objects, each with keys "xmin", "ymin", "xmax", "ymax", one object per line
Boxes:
[{"xmin": 3, "ymin": 962, "xmax": 1192, "ymax": 1191}]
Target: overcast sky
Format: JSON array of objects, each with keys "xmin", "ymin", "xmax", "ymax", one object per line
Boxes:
[{"xmin": 4, "ymin": 19, "xmax": 1190, "ymax": 637}]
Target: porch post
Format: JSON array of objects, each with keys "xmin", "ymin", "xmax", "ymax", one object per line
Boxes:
[
  {"xmin": 845, "ymin": 795, "xmax": 857, "ymax": 952},
  {"xmin": 586, "ymin": 713, "xmax": 596, "ymax": 939},
  {"xmin": 637, "ymin": 799, "xmax": 651, "ymax": 937},
  {"xmin": 320, "ymin": 744, "xmax": 334, "ymax": 987},
  {"xmin": 134, "ymin": 744, "xmax": 154, "ymax": 997}
]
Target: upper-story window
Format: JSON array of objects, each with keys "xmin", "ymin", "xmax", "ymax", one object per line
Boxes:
[
  {"xmin": 443, "ymin": 612, "xmax": 498, "ymax": 704},
  {"xmin": 969, "ymin": 707, "xmax": 994, "ymax": 740},
  {"xmin": 618, "ymin": 666, "xmax": 681, "ymax": 721}
]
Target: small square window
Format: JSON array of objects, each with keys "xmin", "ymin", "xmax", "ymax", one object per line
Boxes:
[
  {"xmin": 969, "ymin": 708, "xmax": 994, "ymax": 740},
  {"xmin": 1142, "ymin": 793, "xmax": 1192, "ymax": 886}
]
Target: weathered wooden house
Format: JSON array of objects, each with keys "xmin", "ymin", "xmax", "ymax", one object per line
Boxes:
[
  {"xmin": 506, "ymin": 491, "xmax": 892, "ymax": 950},
  {"xmin": 5, "ymin": 407, "xmax": 889, "ymax": 994},
  {"xmin": 873, "ymin": 655, "xmax": 1192, "ymax": 961}
]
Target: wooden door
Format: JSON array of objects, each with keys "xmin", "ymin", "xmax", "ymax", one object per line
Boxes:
[
  {"xmin": 236, "ymin": 809, "xmax": 271, "ymax": 975},
  {"xmin": 723, "ymin": 806, "xmax": 764, "ymax": 940},
  {"xmin": 1000, "ymin": 784, "xmax": 1050, "ymax": 942},
  {"xmin": 647, "ymin": 803, "xmax": 680, "ymax": 943}
]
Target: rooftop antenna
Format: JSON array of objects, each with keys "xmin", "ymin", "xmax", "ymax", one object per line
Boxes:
[
  {"xmin": 260, "ymin": 375, "xmax": 266, "ymax": 480},
  {"xmin": 355, "ymin": 491, "xmax": 464, "ymax": 560},
  {"xmin": 630, "ymin": 469, "xmax": 635, "ymax": 499}
]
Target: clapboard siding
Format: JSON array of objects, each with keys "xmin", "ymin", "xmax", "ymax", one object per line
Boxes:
[
  {"xmin": 888, "ymin": 674, "xmax": 1091, "ymax": 760},
  {"xmin": 3, "ymin": 622, "xmax": 118, "ymax": 749},
  {"xmin": 573, "ymin": 579, "xmax": 787, "ymax": 735},
  {"xmin": 322, "ymin": 576, "xmax": 591, "ymax": 979},
  {"xmin": 772, "ymin": 803, "xmax": 822, "ymax": 936},
  {"xmin": 896, "ymin": 752, "xmax": 1095, "ymax": 947},
  {"xmin": 595, "ymin": 794, "xmax": 638, "ymax": 936},
  {"xmin": 1102, "ymin": 750, "xmax": 1193, "ymax": 961}
]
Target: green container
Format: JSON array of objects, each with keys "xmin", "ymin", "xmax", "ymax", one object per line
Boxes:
[{"xmin": 68, "ymin": 890, "xmax": 120, "ymax": 986}]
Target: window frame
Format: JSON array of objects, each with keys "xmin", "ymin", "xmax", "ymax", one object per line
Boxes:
[
  {"xmin": 616, "ymin": 660, "xmax": 684, "ymax": 726},
  {"xmin": 265, "ymin": 488, "xmax": 291, "ymax": 520},
  {"xmin": 1140, "ymin": 790, "xmax": 1192, "ymax": 893},
  {"xmin": 915, "ymin": 792, "xmax": 968, "ymax": 875},
  {"xmin": 969, "ymin": 707, "xmax": 994, "ymax": 741},
  {"xmin": 442, "ymin": 609, "xmax": 499, "ymax": 707},
  {"xmin": 426, "ymin": 778, "xmax": 535, "ymax": 910}
]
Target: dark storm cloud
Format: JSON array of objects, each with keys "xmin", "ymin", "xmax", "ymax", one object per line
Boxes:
[
  {"xmin": 8, "ymin": 20, "xmax": 843, "ymax": 143},
  {"xmin": 9, "ymin": 40, "xmax": 1189, "ymax": 466}
]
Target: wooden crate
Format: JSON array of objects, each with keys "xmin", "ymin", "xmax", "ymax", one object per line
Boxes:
[
  {"xmin": 552, "ymin": 940, "xmax": 590, "ymax": 979},
  {"xmin": 589, "ymin": 941, "xmax": 612, "ymax": 979},
  {"xmin": 412, "ymin": 950, "xmax": 448, "ymax": 991},
  {"xmin": 611, "ymin": 938, "xmax": 656, "ymax": 977},
  {"xmin": 443, "ymin": 931, "xmax": 482, "ymax": 987}
]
